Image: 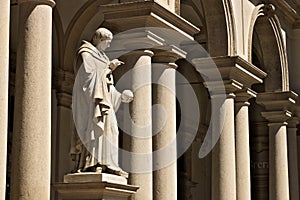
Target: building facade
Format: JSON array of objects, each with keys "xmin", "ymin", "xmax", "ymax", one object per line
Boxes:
[{"xmin": 1, "ymin": 0, "xmax": 300, "ymax": 199}]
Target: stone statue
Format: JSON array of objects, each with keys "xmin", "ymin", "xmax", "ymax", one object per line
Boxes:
[{"xmin": 71, "ymin": 28, "xmax": 133, "ymax": 177}]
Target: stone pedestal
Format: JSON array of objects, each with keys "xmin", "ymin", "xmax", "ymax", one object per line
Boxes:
[{"xmin": 53, "ymin": 173, "xmax": 138, "ymax": 200}]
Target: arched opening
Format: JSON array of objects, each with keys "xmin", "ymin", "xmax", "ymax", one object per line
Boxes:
[
  {"xmin": 248, "ymin": 8, "xmax": 289, "ymax": 199},
  {"xmin": 251, "ymin": 15, "xmax": 288, "ymax": 92},
  {"xmin": 200, "ymin": 0, "xmax": 236, "ymax": 56}
]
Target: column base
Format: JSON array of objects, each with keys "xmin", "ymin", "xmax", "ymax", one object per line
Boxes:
[{"xmin": 53, "ymin": 173, "xmax": 139, "ymax": 200}]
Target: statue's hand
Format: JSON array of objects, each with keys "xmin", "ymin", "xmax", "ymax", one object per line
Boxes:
[
  {"xmin": 109, "ymin": 59, "xmax": 124, "ymax": 71},
  {"xmin": 121, "ymin": 90, "xmax": 133, "ymax": 103}
]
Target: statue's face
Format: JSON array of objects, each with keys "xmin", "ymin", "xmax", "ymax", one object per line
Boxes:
[{"xmin": 97, "ymin": 38, "xmax": 112, "ymax": 51}]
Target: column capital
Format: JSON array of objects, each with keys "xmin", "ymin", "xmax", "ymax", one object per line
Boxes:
[
  {"xmin": 142, "ymin": 50, "xmax": 154, "ymax": 57},
  {"xmin": 261, "ymin": 110, "xmax": 292, "ymax": 125},
  {"xmin": 18, "ymin": 0, "xmax": 55, "ymax": 7},
  {"xmin": 192, "ymin": 56, "xmax": 267, "ymax": 88},
  {"xmin": 235, "ymin": 88, "xmax": 257, "ymax": 104},
  {"xmin": 123, "ymin": 49, "xmax": 154, "ymax": 59},
  {"xmin": 100, "ymin": 1, "xmax": 199, "ymax": 35},
  {"xmin": 152, "ymin": 46, "xmax": 186, "ymax": 64},
  {"xmin": 258, "ymin": 91, "xmax": 296, "ymax": 125},
  {"xmin": 256, "ymin": 91, "xmax": 298, "ymax": 111},
  {"xmin": 204, "ymin": 79, "xmax": 243, "ymax": 96}
]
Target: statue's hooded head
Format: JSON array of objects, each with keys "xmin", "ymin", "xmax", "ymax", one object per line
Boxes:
[{"xmin": 92, "ymin": 28, "xmax": 113, "ymax": 51}]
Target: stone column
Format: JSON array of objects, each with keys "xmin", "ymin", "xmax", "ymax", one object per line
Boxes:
[
  {"xmin": 287, "ymin": 118, "xmax": 299, "ymax": 200},
  {"xmin": 257, "ymin": 91, "xmax": 298, "ymax": 200},
  {"xmin": 129, "ymin": 50, "xmax": 154, "ymax": 200},
  {"xmin": 0, "ymin": 0, "xmax": 10, "ymax": 199},
  {"xmin": 261, "ymin": 111, "xmax": 291, "ymax": 200},
  {"xmin": 152, "ymin": 57, "xmax": 177, "ymax": 200},
  {"xmin": 10, "ymin": 0, "xmax": 55, "ymax": 199},
  {"xmin": 211, "ymin": 93, "xmax": 237, "ymax": 200},
  {"xmin": 204, "ymin": 80, "xmax": 242, "ymax": 200},
  {"xmin": 235, "ymin": 89, "xmax": 256, "ymax": 200}
]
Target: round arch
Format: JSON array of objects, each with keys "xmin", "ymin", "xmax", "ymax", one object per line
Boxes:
[
  {"xmin": 200, "ymin": 0, "xmax": 237, "ymax": 57},
  {"xmin": 248, "ymin": 4, "xmax": 289, "ymax": 92}
]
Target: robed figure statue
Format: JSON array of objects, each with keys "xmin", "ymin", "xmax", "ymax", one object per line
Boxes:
[{"xmin": 71, "ymin": 28, "xmax": 133, "ymax": 177}]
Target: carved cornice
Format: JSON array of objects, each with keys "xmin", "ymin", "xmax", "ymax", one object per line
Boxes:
[
  {"xmin": 204, "ymin": 79, "xmax": 243, "ymax": 96},
  {"xmin": 257, "ymin": 91, "xmax": 297, "ymax": 124},
  {"xmin": 106, "ymin": 30, "xmax": 188, "ymax": 66},
  {"xmin": 256, "ymin": 91, "xmax": 298, "ymax": 111},
  {"xmin": 100, "ymin": 1, "xmax": 200, "ymax": 37},
  {"xmin": 107, "ymin": 30, "xmax": 166, "ymax": 59},
  {"xmin": 235, "ymin": 88, "xmax": 257, "ymax": 103},
  {"xmin": 192, "ymin": 56, "xmax": 267, "ymax": 88},
  {"xmin": 261, "ymin": 110, "xmax": 292, "ymax": 124},
  {"xmin": 152, "ymin": 46, "xmax": 186, "ymax": 64}
]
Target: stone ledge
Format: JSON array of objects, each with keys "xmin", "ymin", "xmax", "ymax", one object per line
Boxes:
[
  {"xmin": 256, "ymin": 91, "xmax": 298, "ymax": 111},
  {"xmin": 192, "ymin": 56, "xmax": 267, "ymax": 88},
  {"xmin": 100, "ymin": 1, "xmax": 200, "ymax": 38}
]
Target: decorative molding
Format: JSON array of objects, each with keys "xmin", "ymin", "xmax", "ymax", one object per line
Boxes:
[
  {"xmin": 235, "ymin": 88, "xmax": 257, "ymax": 103},
  {"xmin": 100, "ymin": 1, "xmax": 200, "ymax": 37},
  {"xmin": 261, "ymin": 110, "xmax": 292, "ymax": 124},
  {"xmin": 256, "ymin": 91, "xmax": 298, "ymax": 111},
  {"xmin": 152, "ymin": 46, "xmax": 186, "ymax": 64},
  {"xmin": 257, "ymin": 91, "xmax": 298, "ymax": 124},
  {"xmin": 106, "ymin": 30, "xmax": 187, "ymax": 65},
  {"xmin": 204, "ymin": 79, "xmax": 243, "ymax": 95},
  {"xmin": 192, "ymin": 56, "xmax": 267, "ymax": 88}
]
